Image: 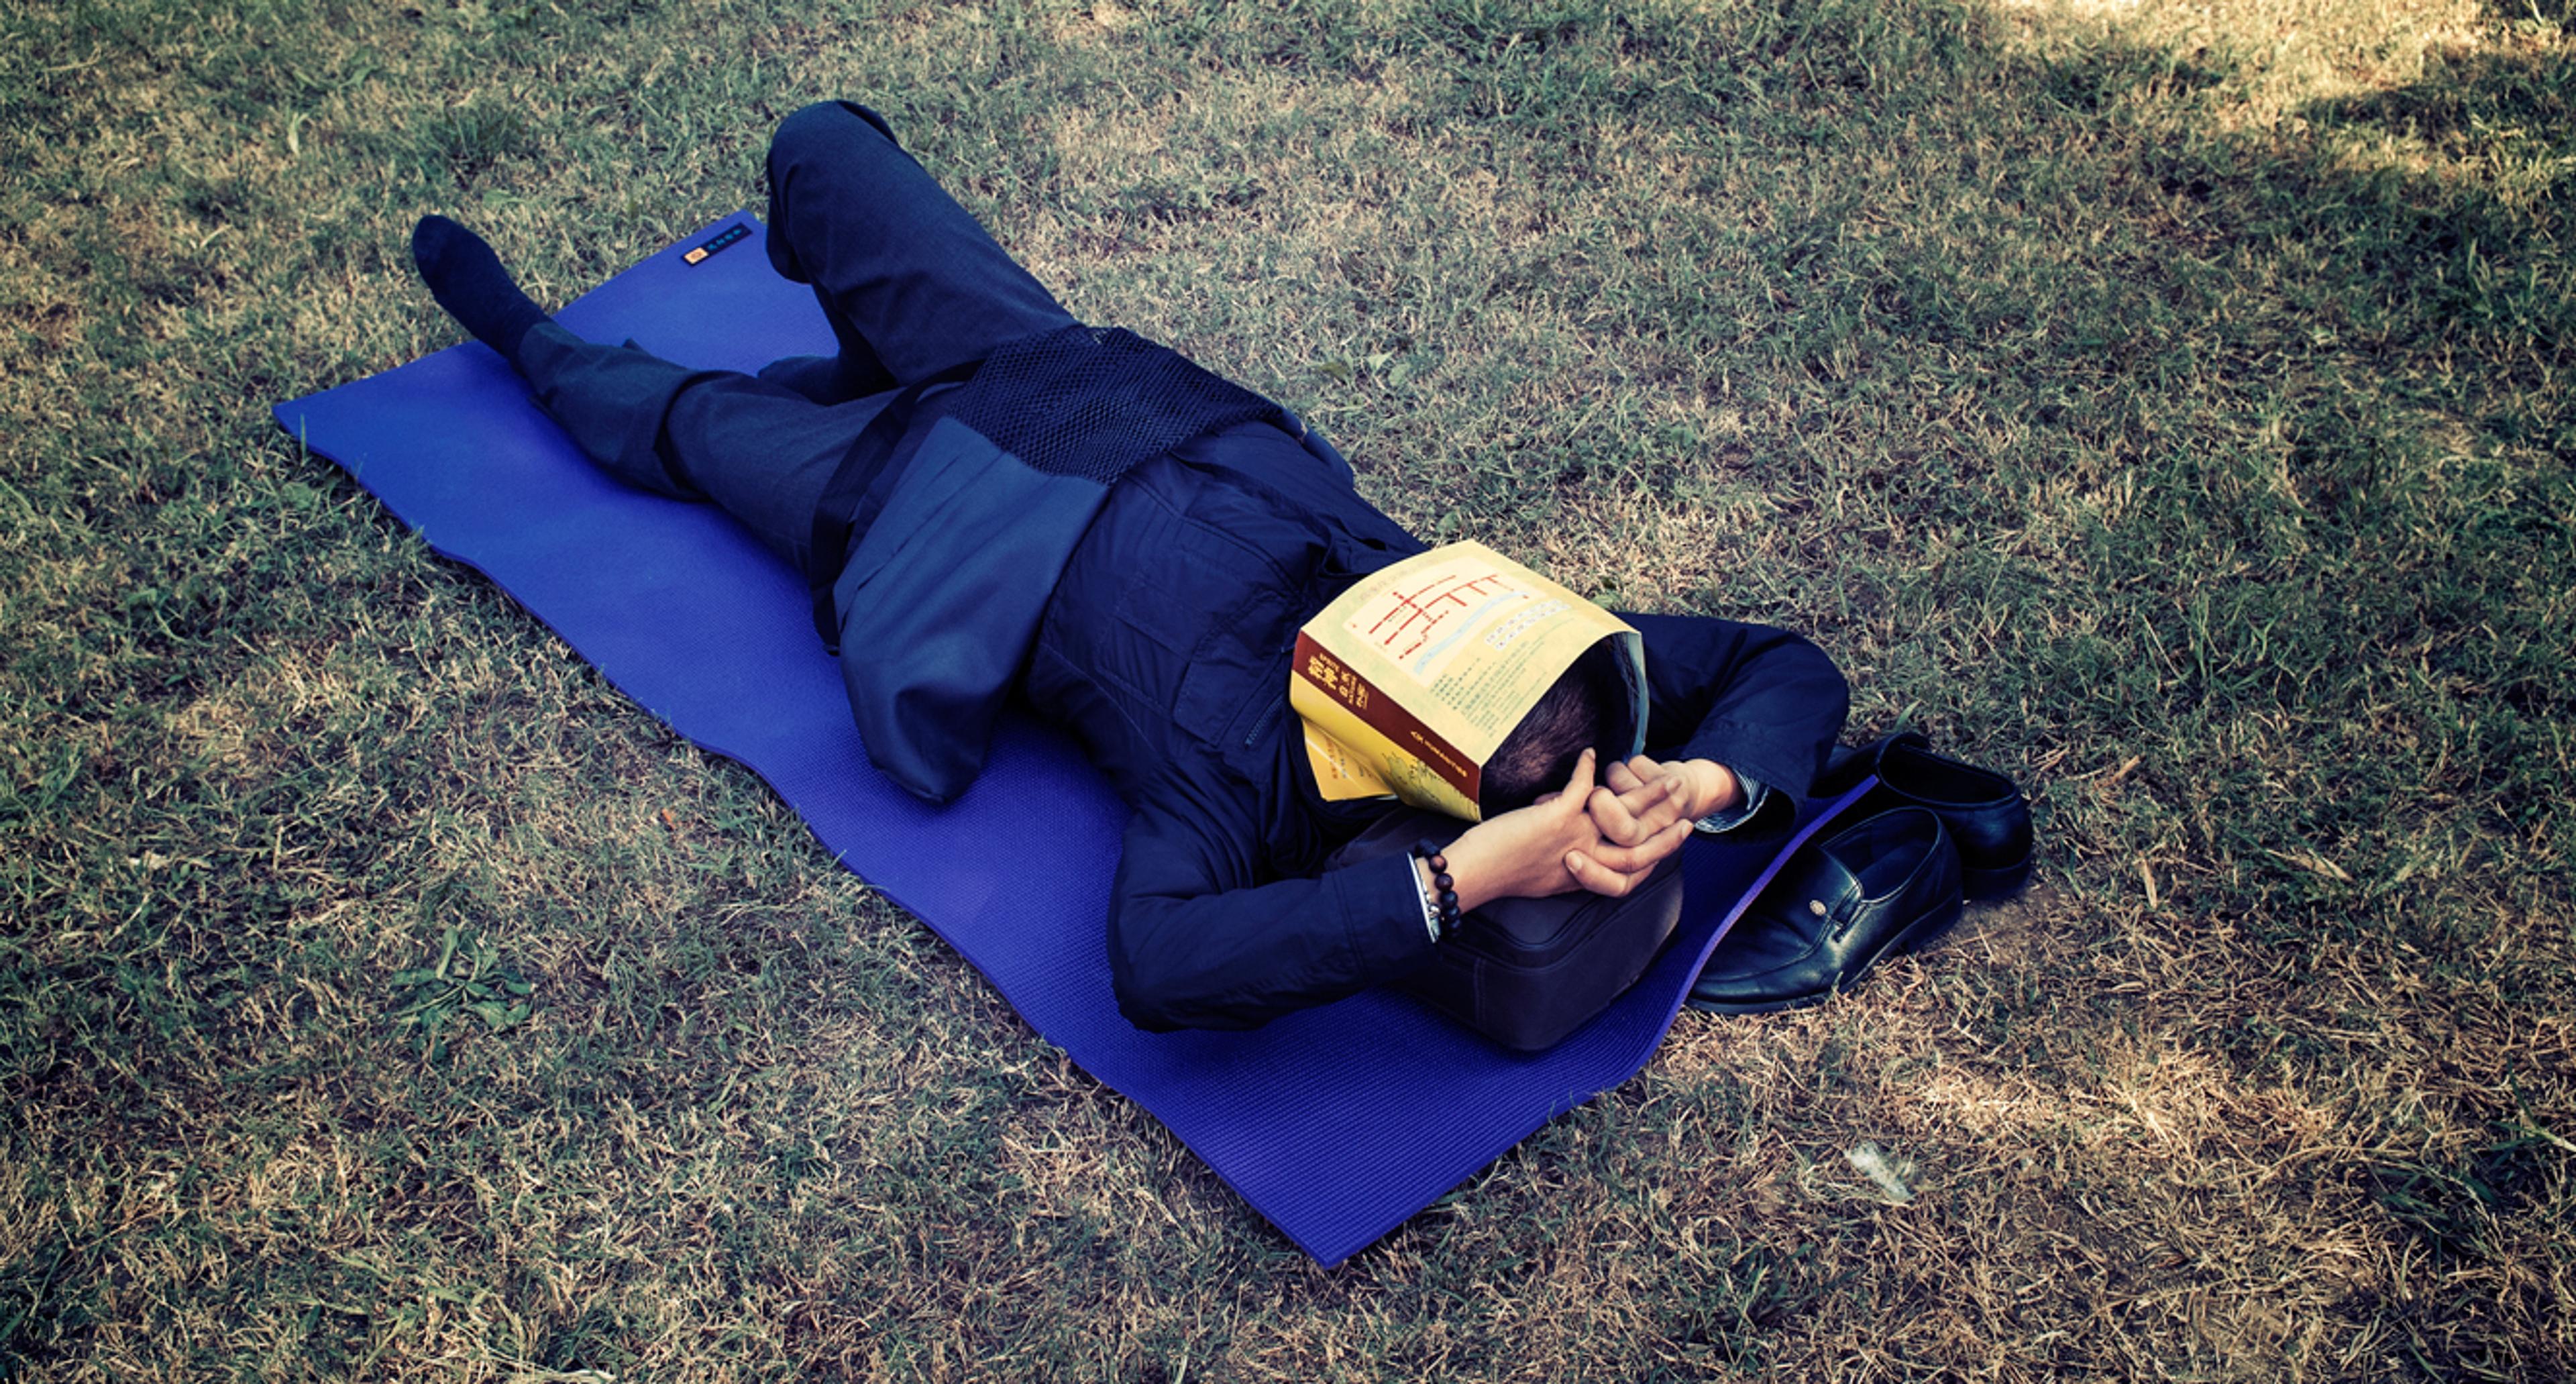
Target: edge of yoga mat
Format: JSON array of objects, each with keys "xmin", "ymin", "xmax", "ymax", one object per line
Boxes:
[{"xmin": 276, "ymin": 213, "xmax": 1874, "ymax": 1267}]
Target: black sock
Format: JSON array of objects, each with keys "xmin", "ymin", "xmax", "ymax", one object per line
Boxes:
[{"xmin": 411, "ymin": 215, "xmax": 551, "ymax": 368}]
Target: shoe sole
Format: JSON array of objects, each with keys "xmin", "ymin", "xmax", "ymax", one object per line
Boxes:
[
  {"xmin": 1686, "ymin": 893, "xmax": 1968, "ymax": 1015},
  {"xmin": 1832, "ymin": 781, "xmax": 2033, "ymax": 904},
  {"xmin": 1962, "ymin": 855, "xmax": 2033, "ymax": 902}
]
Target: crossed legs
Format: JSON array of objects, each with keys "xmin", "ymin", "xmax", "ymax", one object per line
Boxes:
[
  {"xmin": 759, "ymin": 99, "xmax": 1075, "ymax": 398},
  {"xmin": 411, "ymin": 100, "xmax": 1075, "ymax": 570}
]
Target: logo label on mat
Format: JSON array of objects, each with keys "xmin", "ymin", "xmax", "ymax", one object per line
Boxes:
[{"xmin": 682, "ymin": 223, "xmax": 751, "ymax": 266}]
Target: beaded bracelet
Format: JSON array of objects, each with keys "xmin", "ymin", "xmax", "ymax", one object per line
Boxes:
[{"xmin": 1411, "ymin": 840, "xmax": 1462, "ymax": 940}]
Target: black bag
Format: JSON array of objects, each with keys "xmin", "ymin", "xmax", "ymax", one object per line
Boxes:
[{"xmin": 1328, "ymin": 808, "xmax": 1687, "ymax": 1052}]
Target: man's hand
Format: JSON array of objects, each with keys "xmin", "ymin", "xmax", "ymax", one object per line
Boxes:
[
  {"xmin": 1438, "ymin": 750, "xmax": 1611, "ymax": 910},
  {"xmin": 1434, "ymin": 751, "xmax": 1748, "ymax": 911},
  {"xmin": 1432, "ymin": 751, "xmax": 1670, "ymax": 908},
  {"xmin": 1599, "ymin": 755, "xmax": 1739, "ymax": 831},
  {"xmin": 1562, "ymin": 755, "xmax": 1743, "ymax": 896}
]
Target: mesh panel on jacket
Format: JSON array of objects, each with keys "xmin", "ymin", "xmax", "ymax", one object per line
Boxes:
[{"xmin": 946, "ymin": 324, "xmax": 1288, "ymax": 484}]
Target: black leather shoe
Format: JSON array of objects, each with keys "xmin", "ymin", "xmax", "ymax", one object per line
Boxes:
[
  {"xmin": 1819, "ymin": 731, "xmax": 2033, "ymax": 900},
  {"xmin": 1687, "ymin": 808, "xmax": 1964, "ymax": 1014}
]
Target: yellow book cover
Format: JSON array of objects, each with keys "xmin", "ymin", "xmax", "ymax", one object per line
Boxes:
[{"xmin": 1289, "ymin": 541, "xmax": 1646, "ymax": 821}]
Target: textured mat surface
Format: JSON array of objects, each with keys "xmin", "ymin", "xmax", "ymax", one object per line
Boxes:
[{"xmin": 276, "ymin": 215, "xmax": 1868, "ymax": 1266}]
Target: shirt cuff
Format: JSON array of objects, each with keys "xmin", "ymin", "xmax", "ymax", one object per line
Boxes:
[
  {"xmin": 1693, "ymin": 769, "xmax": 1771, "ymax": 835},
  {"xmin": 1408, "ymin": 855, "xmax": 1444, "ymax": 942}
]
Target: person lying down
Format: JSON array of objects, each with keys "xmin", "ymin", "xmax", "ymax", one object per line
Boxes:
[{"xmin": 405, "ymin": 99, "xmax": 1850, "ymax": 1042}]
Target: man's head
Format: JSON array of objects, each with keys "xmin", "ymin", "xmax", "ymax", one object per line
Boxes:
[{"xmin": 1480, "ymin": 641, "xmax": 1635, "ymax": 816}]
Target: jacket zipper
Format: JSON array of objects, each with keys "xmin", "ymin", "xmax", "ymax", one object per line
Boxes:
[{"xmin": 1243, "ymin": 692, "xmax": 1288, "ymax": 749}]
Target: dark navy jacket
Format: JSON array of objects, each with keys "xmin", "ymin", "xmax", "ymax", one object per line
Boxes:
[{"xmin": 1020, "ymin": 419, "xmax": 1851, "ymax": 1032}]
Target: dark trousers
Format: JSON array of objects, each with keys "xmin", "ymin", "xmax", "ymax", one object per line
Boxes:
[{"xmin": 519, "ymin": 100, "xmax": 1078, "ymax": 574}]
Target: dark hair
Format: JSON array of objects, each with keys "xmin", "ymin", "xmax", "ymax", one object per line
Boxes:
[{"xmin": 1479, "ymin": 641, "xmax": 1633, "ymax": 814}]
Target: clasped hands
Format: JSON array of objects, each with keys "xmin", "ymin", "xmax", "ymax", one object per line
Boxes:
[{"xmin": 1437, "ymin": 749, "xmax": 1741, "ymax": 914}]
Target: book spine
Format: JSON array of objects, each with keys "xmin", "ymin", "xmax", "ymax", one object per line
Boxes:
[{"xmin": 1292, "ymin": 631, "xmax": 1481, "ymax": 809}]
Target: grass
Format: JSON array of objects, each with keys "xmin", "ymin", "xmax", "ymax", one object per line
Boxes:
[{"xmin": 3, "ymin": 0, "xmax": 2571, "ymax": 1377}]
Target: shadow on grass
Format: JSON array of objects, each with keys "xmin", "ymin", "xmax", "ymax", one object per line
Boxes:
[{"xmin": 1925, "ymin": 11, "xmax": 2572, "ymax": 1377}]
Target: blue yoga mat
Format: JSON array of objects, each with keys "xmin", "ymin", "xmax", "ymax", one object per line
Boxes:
[{"xmin": 276, "ymin": 215, "xmax": 1870, "ymax": 1266}]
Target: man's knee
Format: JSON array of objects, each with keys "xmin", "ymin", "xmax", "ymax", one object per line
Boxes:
[
  {"xmin": 769, "ymin": 99, "xmax": 902, "ymax": 171},
  {"xmin": 766, "ymin": 100, "xmax": 912, "ymax": 282}
]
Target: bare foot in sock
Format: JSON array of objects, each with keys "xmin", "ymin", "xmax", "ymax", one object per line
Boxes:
[{"xmin": 411, "ymin": 216, "xmax": 552, "ymax": 367}]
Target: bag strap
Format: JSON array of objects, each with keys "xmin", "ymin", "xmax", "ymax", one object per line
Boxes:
[{"xmin": 805, "ymin": 360, "xmax": 981, "ymax": 651}]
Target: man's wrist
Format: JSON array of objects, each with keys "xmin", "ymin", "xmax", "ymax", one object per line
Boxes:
[
  {"xmin": 1686, "ymin": 759, "xmax": 1741, "ymax": 818},
  {"xmin": 1440, "ymin": 834, "xmax": 1492, "ymax": 914},
  {"xmin": 1690, "ymin": 763, "xmax": 1772, "ymax": 835},
  {"xmin": 1437, "ymin": 824, "xmax": 1510, "ymax": 914}
]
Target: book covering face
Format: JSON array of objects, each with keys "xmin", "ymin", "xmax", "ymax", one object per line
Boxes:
[{"xmin": 1291, "ymin": 541, "xmax": 1646, "ymax": 822}]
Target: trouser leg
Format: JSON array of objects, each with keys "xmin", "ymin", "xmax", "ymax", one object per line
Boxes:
[
  {"xmin": 763, "ymin": 99, "xmax": 1077, "ymax": 385},
  {"xmin": 519, "ymin": 322, "xmax": 889, "ymax": 575}
]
